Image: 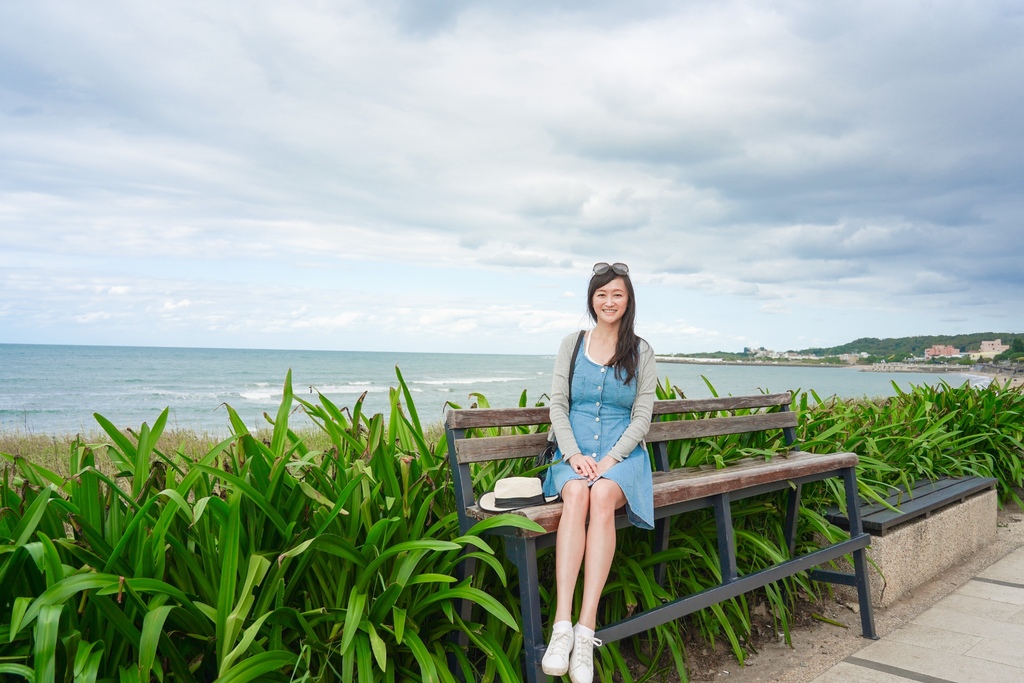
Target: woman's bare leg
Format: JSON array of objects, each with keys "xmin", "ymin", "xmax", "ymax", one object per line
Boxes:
[
  {"xmin": 576, "ymin": 479, "xmax": 626, "ymax": 630},
  {"xmin": 553, "ymin": 480, "xmax": 591, "ymax": 623}
]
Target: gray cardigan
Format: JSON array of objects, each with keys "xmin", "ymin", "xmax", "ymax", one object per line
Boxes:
[{"xmin": 549, "ymin": 331, "xmax": 658, "ymax": 462}]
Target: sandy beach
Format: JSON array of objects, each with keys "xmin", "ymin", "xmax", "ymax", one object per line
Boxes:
[{"xmin": 973, "ymin": 366, "xmax": 1024, "ymax": 390}]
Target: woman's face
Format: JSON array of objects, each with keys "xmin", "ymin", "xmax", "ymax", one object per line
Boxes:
[{"xmin": 592, "ymin": 277, "xmax": 629, "ymax": 326}]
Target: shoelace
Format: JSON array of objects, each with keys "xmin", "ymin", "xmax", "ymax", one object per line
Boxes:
[{"xmin": 573, "ymin": 634, "xmax": 603, "ymax": 666}]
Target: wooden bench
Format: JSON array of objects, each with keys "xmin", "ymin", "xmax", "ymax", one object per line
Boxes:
[
  {"xmin": 445, "ymin": 393, "xmax": 877, "ymax": 682},
  {"xmin": 824, "ymin": 476, "xmax": 998, "ymax": 536}
]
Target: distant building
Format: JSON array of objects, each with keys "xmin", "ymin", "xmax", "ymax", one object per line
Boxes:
[
  {"xmin": 749, "ymin": 347, "xmax": 778, "ymax": 359},
  {"xmin": 924, "ymin": 344, "xmax": 960, "ymax": 360},
  {"xmin": 968, "ymin": 339, "xmax": 1010, "ymax": 360}
]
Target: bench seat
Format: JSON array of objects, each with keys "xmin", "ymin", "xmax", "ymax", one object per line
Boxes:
[
  {"xmin": 824, "ymin": 475, "xmax": 997, "ymax": 536},
  {"xmin": 468, "ymin": 450, "xmax": 859, "ymax": 537}
]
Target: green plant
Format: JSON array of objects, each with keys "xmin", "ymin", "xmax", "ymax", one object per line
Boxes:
[
  {"xmin": 3, "ymin": 371, "xmax": 1021, "ymax": 682},
  {"xmin": 0, "ymin": 370, "xmax": 529, "ymax": 682}
]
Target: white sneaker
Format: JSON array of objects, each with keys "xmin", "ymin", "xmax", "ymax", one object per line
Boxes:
[
  {"xmin": 541, "ymin": 628, "xmax": 574, "ymax": 676},
  {"xmin": 568, "ymin": 630, "xmax": 602, "ymax": 683}
]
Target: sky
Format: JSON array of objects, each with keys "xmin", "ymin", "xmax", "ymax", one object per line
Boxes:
[{"xmin": 1, "ymin": 1, "xmax": 1022, "ymax": 356}]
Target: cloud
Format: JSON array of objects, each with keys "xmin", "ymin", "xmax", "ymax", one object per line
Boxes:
[
  {"xmin": 0, "ymin": 0, "xmax": 1022, "ymax": 355},
  {"xmin": 477, "ymin": 251, "xmax": 570, "ymax": 269},
  {"xmin": 758, "ymin": 302, "xmax": 792, "ymax": 315}
]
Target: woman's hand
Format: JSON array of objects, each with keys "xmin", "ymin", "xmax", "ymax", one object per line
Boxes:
[
  {"xmin": 568, "ymin": 453, "xmax": 598, "ymax": 481},
  {"xmin": 569, "ymin": 453, "xmax": 616, "ymax": 481},
  {"xmin": 595, "ymin": 456, "xmax": 617, "ymax": 477}
]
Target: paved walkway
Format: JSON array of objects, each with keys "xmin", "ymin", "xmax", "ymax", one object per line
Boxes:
[{"xmin": 811, "ymin": 545, "xmax": 1024, "ymax": 683}]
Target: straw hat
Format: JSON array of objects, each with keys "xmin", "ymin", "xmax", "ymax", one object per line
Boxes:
[{"xmin": 478, "ymin": 476, "xmax": 559, "ymax": 512}]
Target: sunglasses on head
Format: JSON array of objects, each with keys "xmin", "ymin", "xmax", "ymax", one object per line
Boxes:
[{"xmin": 592, "ymin": 262, "xmax": 629, "ymax": 276}]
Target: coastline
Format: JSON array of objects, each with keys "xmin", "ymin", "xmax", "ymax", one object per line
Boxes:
[
  {"xmin": 971, "ymin": 365, "xmax": 1024, "ymax": 390},
  {"xmin": 657, "ymin": 356, "xmax": 1024, "ymax": 388},
  {"xmin": 655, "ymin": 357, "xmax": 862, "ymax": 369},
  {"xmin": 656, "ymin": 357, "xmax": 967, "ymax": 373}
]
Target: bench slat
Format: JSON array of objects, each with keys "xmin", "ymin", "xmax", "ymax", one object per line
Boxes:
[
  {"xmin": 646, "ymin": 411, "xmax": 797, "ymax": 443},
  {"xmin": 446, "ymin": 406, "xmax": 551, "ymax": 430},
  {"xmin": 453, "ymin": 410, "xmax": 797, "ymax": 464},
  {"xmin": 455, "ymin": 432, "xmax": 550, "ymax": 464},
  {"xmin": 650, "ymin": 451, "xmax": 856, "ymax": 508},
  {"xmin": 651, "ymin": 393, "xmax": 792, "ymax": 415},
  {"xmin": 856, "ymin": 477, "xmax": 976, "ymax": 518},
  {"xmin": 446, "ymin": 393, "xmax": 794, "ymax": 430},
  {"xmin": 826, "ymin": 476, "xmax": 997, "ymax": 535},
  {"xmin": 467, "ymin": 451, "xmax": 857, "ymax": 536}
]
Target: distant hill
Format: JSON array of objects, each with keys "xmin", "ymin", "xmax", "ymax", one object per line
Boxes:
[{"xmin": 799, "ymin": 333, "xmax": 1022, "ymax": 358}]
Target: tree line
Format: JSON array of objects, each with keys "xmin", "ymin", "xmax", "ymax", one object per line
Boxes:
[{"xmin": 799, "ymin": 332, "xmax": 1022, "ymax": 359}]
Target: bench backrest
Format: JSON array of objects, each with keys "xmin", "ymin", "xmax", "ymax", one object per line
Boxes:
[{"xmin": 445, "ymin": 392, "xmax": 798, "ymax": 524}]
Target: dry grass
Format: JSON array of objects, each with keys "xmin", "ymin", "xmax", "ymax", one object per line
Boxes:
[{"xmin": 0, "ymin": 426, "xmax": 340, "ymax": 478}]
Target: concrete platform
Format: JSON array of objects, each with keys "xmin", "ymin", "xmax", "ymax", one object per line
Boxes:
[
  {"xmin": 811, "ymin": 544, "xmax": 1024, "ymax": 682},
  {"xmin": 862, "ymin": 489, "xmax": 998, "ymax": 607}
]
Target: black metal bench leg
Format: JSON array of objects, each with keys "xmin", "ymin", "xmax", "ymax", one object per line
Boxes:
[
  {"xmin": 653, "ymin": 517, "xmax": 671, "ymax": 587},
  {"xmin": 784, "ymin": 483, "xmax": 802, "ymax": 559},
  {"xmin": 851, "ymin": 547, "xmax": 877, "ymax": 639},
  {"xmin": 843, "ymin": 466, "xmax": 878, "ymax": 639},
  {"xmin": 775, "ymin": 484, "xmax": 803, "ymax": 612},
  {"xmin": 507, "ymin": 537, "xmax": 546, "ymax": 682},
  {"xmin": 449, "ymin": 551, "xmax": 478, "ymax": 680},
  {"xmin": 713, "ymin": 493, "xmax": 738, "ymax": 583}
]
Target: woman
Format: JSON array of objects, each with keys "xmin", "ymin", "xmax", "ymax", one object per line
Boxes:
[{"xmin": 541, "ymin": 262, "xmax": 657, "ymax": 683}]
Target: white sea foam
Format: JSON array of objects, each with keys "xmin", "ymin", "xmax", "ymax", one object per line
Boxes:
[
  {"xmin": 315, "ymin": 384, "xmax": 388, "ymax": 394},
  {"xmin": 413, "ymin": 377, "xmax": 530, "ymax": 386},
  {"xmin": 240, "ymin": 389, "xmax": 278, "ymax": 401},
  {"xmin": 148, "ymin": 389, "xmax": 223, "ymax": 400}
]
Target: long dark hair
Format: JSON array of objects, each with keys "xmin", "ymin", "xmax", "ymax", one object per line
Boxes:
[{"xmin": 587, "ymin": 269, "xmax": 641, "ymax": 384}]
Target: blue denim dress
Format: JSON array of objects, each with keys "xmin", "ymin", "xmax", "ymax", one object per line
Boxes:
[{"xmin": 542, "ymin": 342, "xmax": 655, "ymax": 530}]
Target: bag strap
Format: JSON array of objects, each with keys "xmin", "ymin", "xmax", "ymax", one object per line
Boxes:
[
  {"xmin": 544, "ymin": 330, "xmax": 586, "ymax": 449},
  {"xmin": 567, "ymin": 330, "xmax": 584, "ymax": 406}
]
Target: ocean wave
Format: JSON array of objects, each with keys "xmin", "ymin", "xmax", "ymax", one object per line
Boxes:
[
  {"xmin": 314, "ymin": 384, "xmax": 388, "ymax": 394},
  {"xmin": 147, "ymin": 389, "xmax": 225, "ymax": 400},
  {"xmin": 413, "ymin": 377, "xmax": 530, "ymax": 386},
  {"xmin": 240, "ymin": 390, "xmax": 278, "ymax": 401}
]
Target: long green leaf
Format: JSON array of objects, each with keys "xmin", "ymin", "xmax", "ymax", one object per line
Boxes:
[
  {"xmin": 0, "ymin": 664, "xmax": 34, "ymax": 680},
  {"xmin": 33, "ymin": 604, "xmax": 62, "ymax": 683},
  {"xmin": 214, "ymin": 651, "xmax": 296, "ymax": 683},
  {"xmin": 139, "ymin": 604, "xmax": 175, "ymax": 682}
]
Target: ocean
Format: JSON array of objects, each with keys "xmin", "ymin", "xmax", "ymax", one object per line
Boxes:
[{"xmin": 0, "ymin": 344, "xmax": 983, "ymax": 435}]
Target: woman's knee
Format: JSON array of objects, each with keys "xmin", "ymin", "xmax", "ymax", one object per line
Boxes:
[
  {"xmin": 589, "ymin": 480, "xmax": 625, "ymax": 516},
  {"xmin": 560, "ymin": 480, "xmax": 590, "ymax": 509}
]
